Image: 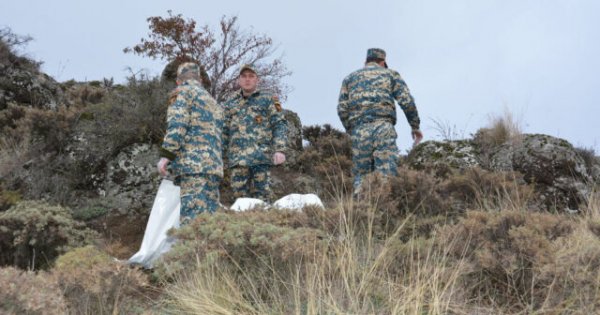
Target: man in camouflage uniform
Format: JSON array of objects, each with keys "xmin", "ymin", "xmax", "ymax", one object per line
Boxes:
[
  {"xmin": 338, "ymin": 48, "xmax": 423, "ymax": 192},
  {"xmin": 222, "ymin": 64, "xmax": 288, "ymax": 202},
  {"xmin": 157, "ymin": 62, "xmax": 224, "ymax": 224}
]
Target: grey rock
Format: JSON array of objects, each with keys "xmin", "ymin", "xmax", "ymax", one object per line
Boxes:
[
  {"xmin": 102, "ymin": 143, "xmax": 161, "ymax": 215},
  {"xmin": 407, "ymin": 140, "xmax": 480, "ymax": 171},
  {"xmin": 407, "ymin": 134, "xmax": 596, "ymax": 211},
  {"xmin": 489, "ymin": 134, "xmax": 593, "ymax": 210},
  {"xmin": 0, "ymin": 65, "xmax": 64, "ymax": 110}
]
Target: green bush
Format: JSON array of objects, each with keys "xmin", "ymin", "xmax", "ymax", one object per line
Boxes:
[
  {"xmin": 0, "ymin": 200, "xmax": 97, "ymax": 270},
  {"xmin": 72, "ymin": 204, "xmax": 109, "ymax": 221},
  {"xmin": 0, "ymin": 266, "xmax": 67, "ymax": 314},
  {"xmin": 155, "ymin": 211, "xmax": 327, "ymax": 281},
  {"xmin": 82, "ymin": 74, "xmax": 171, "ymax": 150},
  {"xmin": 0, "ymin": 104, "xmax": 81, "ymax": 204},
  {"xmin": 0, "ymin": 188, "xmax": 21, "ymax": 211}
]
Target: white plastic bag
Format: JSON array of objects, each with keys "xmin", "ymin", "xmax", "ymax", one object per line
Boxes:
[
  {"xmin": 273, "ymin": 193, "xmax": 324, "ymax": 211},
  {"xmin": 128, "ymin": 179, "xmax": 180, "ymax": 268},
  {"xmin": 230, "ymin": 198, "xmax": 268, "ymax": 212}
]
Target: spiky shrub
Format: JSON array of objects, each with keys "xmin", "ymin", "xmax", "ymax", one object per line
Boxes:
[
  {"xmin": 0, "ymin": 200, "xmax": 96, "ymax": 270},
  {"xmin": 53, "ymin": 246, "xmax": 150, "ymax": 314},
  {"xmin": 0, "ymin": 266, "xmax": 67, "ymax": 314}
]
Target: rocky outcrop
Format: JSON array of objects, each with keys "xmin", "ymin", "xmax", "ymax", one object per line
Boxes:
[
  {"xmin": 102, "ymin": 144, "xmax": 161, "ymax": 215},
  {"xmin": 408, "ymin": 134, "xmax": 597, "ymax": 211},
  {"xmin": 0, "ymin": 65, "xmax": 63, "ymax": 110},
  {"xmin": 487, "ymin": 134, "xmax": 594, "ymax": 211},
  {"xmin": 407, "ymin": 140, "xmax": 480, "ymax": 171}
]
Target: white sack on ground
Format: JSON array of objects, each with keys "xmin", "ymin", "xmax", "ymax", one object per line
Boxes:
[
  {"xmin": 128, "ymin": 179, "xmax": 180, "ymax": 268},
  {"xmin": 230, "ymin": 198, "xmax": 268, "ymax": 211},
  {"xmin": 273, "ymin": 193, "xmax": 324, "ymax": 211}
]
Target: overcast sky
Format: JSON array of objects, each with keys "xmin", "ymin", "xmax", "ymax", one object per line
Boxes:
[{"xmin": 2, "ymin": 0, "xmax": 599, "ymax": 152}]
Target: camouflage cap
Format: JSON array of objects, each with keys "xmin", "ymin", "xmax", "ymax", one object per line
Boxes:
[
  {"xmin": 239, "ymin": 64, "xmax": 258, "ymax": 75},
  {"xmin": 366, "ymin": 48, "xmax": 386, "ymax": 60},
  {"xmin": 177, "ymin": 62, "xmax": 201, "ymax": 77}
]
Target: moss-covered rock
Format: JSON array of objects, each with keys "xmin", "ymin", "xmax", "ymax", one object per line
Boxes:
[
  {"xmin": 489, "ymin": 134, "xmax": 594, "ymax": 211},
  {"xmin": 407, "ymin": 139, "xmax": 480, "ymax": 172}
]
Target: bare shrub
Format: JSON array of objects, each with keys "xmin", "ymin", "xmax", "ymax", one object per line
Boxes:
[
  {"xmin": 430, "ymin": 116, "xmax": 468, "ymax": 141},
  {"xmin": 0, "ymin": 27, "xmax": 41, "ymax": 72},
  {"xmin": 125, "ymin": 13, "xmax": 291, "ymax": 102}
]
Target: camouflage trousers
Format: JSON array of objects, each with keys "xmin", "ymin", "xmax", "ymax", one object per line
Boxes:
[
  {"xmin": 229, "ymin": 164, "xmax": 272, "ymax": 202},
  {"xmin": 350, "ymin": 121, "xmax": 399, "ymax": 191},
  {"xmin": 175, "ymin": 174, "xmax": 221, "ymax": 225}
]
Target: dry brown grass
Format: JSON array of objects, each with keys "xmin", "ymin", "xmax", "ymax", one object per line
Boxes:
[
  {"xmin": 162, "ymin": 193, "xmax": 468, "ymax": 315},
  {"xmin": 474, "ymin": 108, "xmax": 524, "ymax": 156},
  {"xmin": 160, "ymin": 171, "xmax": 600, "ymax": 314}
]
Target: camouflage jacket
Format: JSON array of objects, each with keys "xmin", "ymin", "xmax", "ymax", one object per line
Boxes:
[
  {"xmin": 159, "ymin": 79, "xmax": 224, "ymax": 177},
  {"xmin": 337, "ymin": 62, "xmax": 420, "ymax": 132},
  {"xmin": 222, "ymin": 89, "xmax": 287, "ymax": 168}
]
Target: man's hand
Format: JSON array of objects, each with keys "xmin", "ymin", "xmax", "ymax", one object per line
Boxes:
[
  {"xmin": 157, "ymin": 157, "xmax": 170, "ymax": 177},
  {"xmin": 272, "ymin": 152, "xmax": 286, "ymax": 165},
  {"xmin": 411, "ymin": 129, "xmax": 423, "ymax": 146}
]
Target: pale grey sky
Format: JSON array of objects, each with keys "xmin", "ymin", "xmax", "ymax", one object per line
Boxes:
[{"xmin": 2, "ymin": 0, "xmax": 599, "ymax": 152}]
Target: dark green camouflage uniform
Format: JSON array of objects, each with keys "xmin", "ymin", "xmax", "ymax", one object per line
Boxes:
[
  {"xmin": 160, "ymin": 63, "xmax": 224, "ymax": 224},
  {"xmin": 223, "ymin": 88, "xmax": 287, "ymax": 202},
  {"xmin": 337, "ymin": 48, "xmax": 420, "ymax": 190}
]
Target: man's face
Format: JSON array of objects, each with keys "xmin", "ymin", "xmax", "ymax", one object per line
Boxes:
[{"xmin": 239, "ymin": 70, "xmax": 259, "ymax": 93}]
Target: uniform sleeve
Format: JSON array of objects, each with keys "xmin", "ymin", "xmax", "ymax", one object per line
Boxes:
[
  {"xmin": 269, "ymin": 96, "xmax": 288, "ymax": 153},
  {"xmin": 337, "ymin": 78, "xmax": 351, "ymax": 132},
  {"xmin": 160, "ymin": 89, "xmax": 191, "ymax": 160},
  {"xmin": 221, "ymin": 102, "xmax": 231, "ymax": 157},
  {"xmin": 391, "ymin": 71, "xmax": 420, "ymax": 130}
]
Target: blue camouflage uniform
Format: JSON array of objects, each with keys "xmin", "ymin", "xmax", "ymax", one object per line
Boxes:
[
  {"xmin": 159, "ymin": 62, "xmax": 224, "ymax": 224},
  {"xmin": 223, "ymin": 65, "xmax": 287, "ymax": 202},
  {"xmin": 337, "ymin": 48, "xmax": 420, "ymax": 190}
]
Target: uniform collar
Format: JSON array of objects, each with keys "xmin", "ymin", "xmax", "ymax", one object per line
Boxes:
[
  {"xmin": 181, "ymin": 79, "xmax": 202, "ymax": 87},
  {"xmin": 365, "ymin": 62, "xmax": 383, "ymax": 68},
  {"xmin": 239, "ymin": 89, "xmax": 261, "ymax": 99}
]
